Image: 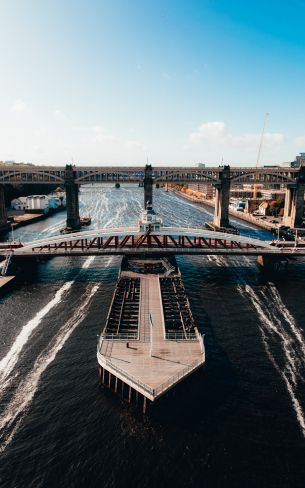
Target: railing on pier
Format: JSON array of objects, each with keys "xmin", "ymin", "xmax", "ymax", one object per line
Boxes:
[
  {"xmin": 165, "ymin": 332, "xmax": 197, "ymax": 340},
  {"xmin": 101, "ymin": 332, "xmax": 138, "ymax": 341},
  {"xmin": 97, "ymin": 348, "xmax": 205, "ymax": 401},
  {"xmin": 97, "ymin": 353, "xmax": 155, "ymax": 397},
  {"xmin": 1, "ymin": 252, "xmax": 12, "ymax": 276},
  {"xmin": 153, "ymin": 357, "xmax": 204, "ymax": 398}
]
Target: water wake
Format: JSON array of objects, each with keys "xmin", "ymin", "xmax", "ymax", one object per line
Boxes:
[
  {"xmin": 204, "ymin": 253, "xmax": 305, "ymax": 437},
  {"xmin": 0, "ymin": 281, "xmax": 74, "ymax": 385},
  {"xmin": 237, "ymin": 282, "xmax": 305, "ymax": 438},
  {"xmin": 0, "ymin": 256, "xmax": 95, "ymax": 391},
  {"xmin": 0, "ymin": 283, "xmax": 99, "ymax": 452}
]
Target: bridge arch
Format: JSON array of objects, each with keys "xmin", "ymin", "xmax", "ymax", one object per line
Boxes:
[
  {"xmin": 230, "ymin": 170, "xmax": 296, "ymax": 186},
  {"xmin": 75, "ymin": 170, "xmax": 145, "ymax": 184},
  {"xmin": 0, "ymin": 170, "xmax": 65, "ymax": 184},
  {"xmin": 153, "ymin": 171, "xmax": 219, "ymax": 184}
]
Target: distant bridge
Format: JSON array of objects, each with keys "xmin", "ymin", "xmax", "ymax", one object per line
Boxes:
[
  {"xmin": 1, "ymin": 227, "xmax": 304, "ymax": 260},
  {"xmin": 1, "ymin": 163, "xmax": 305, "ymax": 231},
  {"xmin": 0, "ymin": 164, "xmax": 300, "ymax": 185}
]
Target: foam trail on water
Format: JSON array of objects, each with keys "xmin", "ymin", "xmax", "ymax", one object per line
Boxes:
[
  {"xmin": 256, "ymin": 317, "xmax": 305, "ymax": 438},
  {"xmin": 238, "ymin": 285, "xmax": 299, "ymax": 387},
  {"xmin": 268, "ymin": 284, "xmax": 305, "ymax": 359},
  {"xmin": 0, "ymin": 283, "xmax": 100, "ymax": 452},
  {"xmin": 0, "ymin": 281, "xmax": 74, "ymax": 384},
  {"xmin": 0, "ymin": 255, "xmax": 95, "ymax": 389},
  {"xmin": 237, "ymin": 283, "xmax": 305, "ymax": 437}
]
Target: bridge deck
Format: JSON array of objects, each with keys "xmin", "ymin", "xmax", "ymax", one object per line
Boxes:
[{"xmin": 98, "ymin": 271, "xmax": 204, "ymax": 401}]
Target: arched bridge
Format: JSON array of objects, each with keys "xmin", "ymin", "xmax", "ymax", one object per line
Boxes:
[
  {"xmin": 0, "ymin": 164, "xmax": 300, "ymax": 185},
  {"xmin": 1, "ymin": 227, "xmax": 303, "ymax": 259},
  {"xmin": 1, "ymin": 163, "xmax": 305, "ymax": 231}
]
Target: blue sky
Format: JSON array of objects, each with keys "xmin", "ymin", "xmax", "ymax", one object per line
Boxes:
[{"xmin": 1, "ymin": 0, "xmax": 305, "ymax": 166}]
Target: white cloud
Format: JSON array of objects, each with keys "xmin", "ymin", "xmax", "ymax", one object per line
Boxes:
[
  {"xmin": 91, "ymin": 126, "xmax": 143, "ymax": 150},
  {"xmin": 189, "ymin": 121, "xmax": 284, "ymax": 151},
  {"xmin": 294, "ymin": 135, "xmax": 305, "ymax": 147},
  {"xmin": 52, "ymin": 109, "xmax": 68, "ymax": 121},
  {"xmin": 92, "ymin": 126, "xmax": 117, "ymax": 144},
  {"xmin": 190, "ymin": 121, "xmax": 226, "ymax": 143},
  {"xmin": 11, "ymin": 99, "xmax": 27, "ymax": 112}
]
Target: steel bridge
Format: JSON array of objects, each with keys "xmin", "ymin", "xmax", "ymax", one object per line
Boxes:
[
  {"xmin": 1, "ymin": 163, "xmax": 305, "ymax": 231},
  {"xmin": 0, "ymin": 164, "xmax": 300, "ymax": 185},
  {"xmin": 1, "ymin": 227, "xmax": 304, "ymax": 259}
]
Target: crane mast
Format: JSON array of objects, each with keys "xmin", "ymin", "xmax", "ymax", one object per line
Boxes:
[{"xmin": 253, "ymin": 112, "xmax": 269, "ymax": 200}]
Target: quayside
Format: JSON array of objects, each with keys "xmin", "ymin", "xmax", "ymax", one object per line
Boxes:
[{"xmin": 97, "ymin": 203, "xmax": 205, "ymax": 412}]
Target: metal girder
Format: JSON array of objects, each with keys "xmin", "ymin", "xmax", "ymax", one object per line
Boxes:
[
  {"xmin": 26, "ymin": 233, "xmax": 262, "ymax": 255},
  {"xmin": 0, "ymin": 165, "xmax": 300, "ymax": 186}
]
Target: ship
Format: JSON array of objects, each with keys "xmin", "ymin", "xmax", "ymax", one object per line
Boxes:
[{"xmin": 97, "ymin": 202, "xmax": 205, "ymax": 412}]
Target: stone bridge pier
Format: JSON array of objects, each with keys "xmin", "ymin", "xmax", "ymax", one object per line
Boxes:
[
  {"xmin": 144, "ymin": 164, "xmax": 153, "ymax": 208},
  {"xmin": 65, "ymin": 164, "xmax": 81, "ymax": 230},
  {"xmin": 213, "ymin": 165, "xmax": 231, "ymax": 228},
  {"xmin": 283, "ymin": 166, "xmax": 305, "ymax": 228},
  {"xmin": 0, "ymin": 186, "xmax": 8, "ymax": 231}
]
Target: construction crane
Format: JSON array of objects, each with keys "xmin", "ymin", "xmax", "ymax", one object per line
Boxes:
[{"xmin": 253, "ymin": 112, "xmax": 269, "ymax": 200}]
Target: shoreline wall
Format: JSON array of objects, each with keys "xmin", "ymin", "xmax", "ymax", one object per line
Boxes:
[{"xmin": 171, "ymin": 190, "xmax": 275, "ymax": 232}]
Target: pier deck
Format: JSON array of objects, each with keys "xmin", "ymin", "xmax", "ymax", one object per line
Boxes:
[
  {"xmin": 97, "ymin": 262, "xmax": 204, "ymax": 403},
  {"xmin": 0, "ymin": 276, "xmax": 15, "ymax": 292}
]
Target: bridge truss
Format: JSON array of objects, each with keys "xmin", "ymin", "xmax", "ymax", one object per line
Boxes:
[
  {"xmin": 1, "ymin": 227, "xmax": 302, "ymax": 258},
  {"xmin": 0, "ymin": 165, "xmax": 300, "ymax": 186}
]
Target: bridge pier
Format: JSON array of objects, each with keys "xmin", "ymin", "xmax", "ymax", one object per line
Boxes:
[
  {"xmin": 282, "ymin": 183, "xmax": 305, "ymax": 228},
  {"xmin": 257, "ymin": 255, "xmax": 288, "ymax": 272},
  {"xmin": 213, "ymin": 165, "xmax": 230, "ymax": 228},
  {"xmin": 65, "ymin": 164, "xmax": 81, "ymax": 230},
  {"xmin": 0, "ymin": 186, "xmax": 8, "ymax": 231},
  {"xmin": 144, "ymin": 164, "xmax": 153, "ymax": 208}
]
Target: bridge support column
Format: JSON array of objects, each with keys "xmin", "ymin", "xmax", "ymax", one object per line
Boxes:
[
  {"xmin": 65, "ymin": 164, "xmax": 81, "ymax": 230},
  {"xmin": 144, "ymin": 164, "xmax": 153, "ymax": 208},
  {"xmin": 283, "ymin": 184, "xmax": 305, "ymax": 228},
  {"xmin": 257, "ymin": 255, "xmax": 288, "ymax": 272},
  {"xmin": 0, "ymin": 186, "xmax": 8, "ymax": 230},
  {"xmin": 213, "ymin": 165, "xmax": 230, "ymax": 228}
]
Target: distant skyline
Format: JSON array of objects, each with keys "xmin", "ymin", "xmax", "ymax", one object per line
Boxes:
[{"xmin": 1, "ymin": 0, "xmax": 305, "ymax": 166}]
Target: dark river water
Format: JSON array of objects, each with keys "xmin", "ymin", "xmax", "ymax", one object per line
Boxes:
[{"xmin": 0, "ymin": 186, "xmax": 305, "ymax": 488}]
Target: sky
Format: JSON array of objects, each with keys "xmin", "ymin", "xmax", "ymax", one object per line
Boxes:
[{"xmin": 0, "ymin": 0, "xmax": 305, "ymax": 167}]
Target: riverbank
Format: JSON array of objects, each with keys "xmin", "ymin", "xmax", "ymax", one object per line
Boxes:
[
  {"xmin": 0, "ymin": 206, "xmax": 66, "ymax": 235},
  {"xmin": 172, "ymin": 190, "xmax": 276, "ymax": 232}
]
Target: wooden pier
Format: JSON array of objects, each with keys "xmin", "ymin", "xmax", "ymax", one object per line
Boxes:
[
  {"xmin": 97, "ymin": 257, "xmax": 205, "ymax": 411},
  {"xmin": 0, "ymin": 276, "xmax": 15, "ymax": 293}
]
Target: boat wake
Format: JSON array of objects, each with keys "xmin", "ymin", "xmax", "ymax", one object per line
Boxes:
[
  {"xmin": 0, "ymin": 283, "xmax": 99, "ymax": 452},
  {"xmin": 203, "ymin": 252, "xmax": 305, "ymax": 438},
  {"xmin": 237, "ymin": 283, "xmax": 305, "ymax": 438}
]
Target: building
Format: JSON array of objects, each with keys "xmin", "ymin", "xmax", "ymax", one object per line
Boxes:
[
  {"xmin": 282, "ymin": 153, "xmax": 305, "ymax": 168},
  {"xmin": 26, "ymin": 195, "xmax": 49, "ymax": 213},
  {"xmin": 188, "ymin": 182, "xmax": 214, "ymax": 199},
  {"xmin": 11, "ymin": 197, "xmax": 28, "ymax": 210},
  {"xmin": 11, "ymin": 193, "xmax": 66, "ymax": 214}
]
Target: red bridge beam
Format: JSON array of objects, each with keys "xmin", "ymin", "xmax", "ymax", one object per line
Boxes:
[{"xmin": 31, "ymin": 234, "xmax": 262, "ymax": 253}]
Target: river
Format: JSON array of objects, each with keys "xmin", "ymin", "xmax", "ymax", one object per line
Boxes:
[{"xmin": 0, "ymin": 185, "xmax": 305, "ymax": 487}]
